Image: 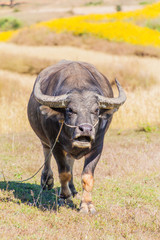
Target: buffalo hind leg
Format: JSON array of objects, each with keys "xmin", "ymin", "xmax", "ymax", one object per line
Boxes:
[
  {"xmin": 41, "ymin": 144, "xmax": 54, "ymax": 190},
  {"xmin": 80, "ymin": 147, "xmax": 102, "ymax": 214}
]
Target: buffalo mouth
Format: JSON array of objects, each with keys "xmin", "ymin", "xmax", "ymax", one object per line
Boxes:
[{"xmin": 72, "ymin": 136, "xmax": 92, "ymax": 149}]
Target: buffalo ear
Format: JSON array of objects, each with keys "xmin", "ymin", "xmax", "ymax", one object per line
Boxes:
[
  {"xmin": 39, "ymin": 106, "xmax": 64, "ymax": 121},
  {"xmin": 40, "ymin": 105, "xmax": 59, "ymax": 117},
  {"xmin": 100, "ymin": 108, "xmax": 118, "ymax": 118},
  {"xmin": 105, "ymin": 108, "xmax": 118, "ymax": 115}
]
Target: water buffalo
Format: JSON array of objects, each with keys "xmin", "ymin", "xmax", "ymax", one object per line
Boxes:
[{"xmin": 27, "ymin": 60, "xmax": 126, "ymax": 213}]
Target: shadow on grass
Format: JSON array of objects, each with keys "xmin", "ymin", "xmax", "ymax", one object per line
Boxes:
[{"xmin": 0, "ymin": 181, "xmax": 78, "ymax": 212}]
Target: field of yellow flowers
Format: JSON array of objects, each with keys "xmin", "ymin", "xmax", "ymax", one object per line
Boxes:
[{"xmin": 1, "ymin": 2, "xmax": 160, "ymax": 46}]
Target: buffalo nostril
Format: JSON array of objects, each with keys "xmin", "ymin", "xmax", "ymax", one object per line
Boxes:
[
  {"xmin": 78, "ymin": 124, "xmax": 93, "ymax": 132},
  {"xmin": 79, "ymin": 126, "xmax": 83, "ymax": 132}
]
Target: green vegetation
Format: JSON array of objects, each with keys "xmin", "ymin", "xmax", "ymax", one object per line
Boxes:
[
  {"xmin": 13, "ymin": 8, "xmax": 20, "ymax": 13},
  {"xmin": 116, "ymin": 5, "xmax": 122, "ymax": 12},
  {"xmin": 138, "ymin": 123, "xmax": 158, "ymax": 133},
  {"xmin": 0, "ymin": 181, "xmax": 62, "ymax": 210},
  {"xmin": 85, "ymin": 1, "xmax": 103, "ymax": 6},
  {"xmin": 139, "ymin": 1, "xmax": 152, "ymax": 5},
  {"xmin": 0, "ymin": 17, "xmax": 22, "ymax": 31},
  {"xmin": 146, "ymin": 18, "xmax": 160, "ymax": 32}
]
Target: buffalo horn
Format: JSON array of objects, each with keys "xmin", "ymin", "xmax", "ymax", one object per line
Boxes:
[
  {"xmin": 33, "ymin": 76, "xmax": 69, "ymax": 108},
  {"xmin": 97, "ymin": 79, "xmax": 126, "ymax": 109}
]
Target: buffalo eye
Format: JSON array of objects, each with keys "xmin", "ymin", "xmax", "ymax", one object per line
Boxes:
[
  {"xmin": 66, "ymin": 107, "xmax": 73, "ymax": 116},
  {"xmin": 94, "ymin": 108, "xmax": 100, "ymax": 115}
]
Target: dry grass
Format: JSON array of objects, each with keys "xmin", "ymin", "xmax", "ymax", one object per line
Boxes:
[
  {"xmin": 0, "ymin": 70, "xmax": 159, "ymax": 134},
  {"xmin": 0, "ymin": 130, "xmax": 160, "ymax": 240},
  {"xmin": 0, "ymin": 43, "xmax": 160, "ymax": 133},
  {"xmin": 101, "ymin": 130, "xmax": 160, "ymax": 177},
  {"xmin": 0, "ymin": 43, "xmax": 159, "ymax": 90},
  {"xmin": 0, "ymin": 70, "xmax": 33, "ymax": 133},
  {"xmin": 0, "ymin": 51, "xmax": 53, "ymax": 75},
  {"xmin": 111, "ymin": 86, "xmax": 160, "ymax": 129},
  {"xmin": 11, "ymin": 27, "xmax": 160, "ymax": 58}
]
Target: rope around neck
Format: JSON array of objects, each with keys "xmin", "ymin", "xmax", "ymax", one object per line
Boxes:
[
  {"xmin": 63, "ymin": 112, "xmax": 115, "ymax": 129},
  {"xmin": 63, "ymin": 118, "xmax": 100, "ymax": 129}
]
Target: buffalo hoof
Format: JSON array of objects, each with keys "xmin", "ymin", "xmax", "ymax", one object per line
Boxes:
[
  {"xmin": 58, "ymin": 196, "xmax": 74, "ymax": 209},
  {"xmin": 79, "ymin": 202, "xmax": 89, "ymax": 214},
  {"xmin": 71, "ymin": 189, "xmax": 78, "ymax": 198},
  {"xmin": 59, "ymin": 185, "xmax": 72, "ymax": 200},
  {"xmin": 59, "ymin": 194, "xmax": 72, "ymax": 200},
  {"xmin": 41, "ymin": 170, "xmax": 54, "ymax": 190},
  {"xmin": 74, "ymin": 192, "xmax": 81, "ymax": 200},
  {"xmin": 58, "ymin": 198, "xmax": 65, "ymax": 206},
  {"xmin": 59, "ymin": 192, "xmax": 72, "ymax": 200},
  {"xmin": 88, "ymin": 203, "xmax": 96, "ymax": 215},
  {"xmin": 80, "ymin": 202, "xmax": 96, "ymax": 214},
  {"xmin": 58, "ymin": 195, "xmax": 72, "ymax": 202},
  {"xmin": 58, "ymin": 194, "xmax": 72, "ymax": 206},
  {"xmin": 69, "ymin": 182, "xmax": 78, "ymax": 197}
]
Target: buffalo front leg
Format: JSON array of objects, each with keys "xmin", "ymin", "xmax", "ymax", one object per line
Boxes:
[
  {"xmin": 41, "ymin": 144, "xmax": 54, "ymax": 190},
  {"xmin": 59, "ymin": 171, "xmax": 72, "ymax": 199},
  {"xmin": 53, "ymin": 146, "xmax": 72, "ymax": 199},
  {"xmin": 80, "ymin": 147, "xmax": 102, "ymax": 214},
  {"xmin": 66, "ymin": 154, "xmax": 78, "ymax": 197}
]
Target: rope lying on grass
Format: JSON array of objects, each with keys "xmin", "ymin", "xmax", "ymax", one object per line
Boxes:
[
  {"xmin": 1, "ymin": 121, "xmax": 64, "ymax": 207},
  {"xmin": 2, "ymin": 113, "xmax": 115, "ymax": 184},
  {"xmin": 3, "ymin": 120, "xmax": 64, "ymax": 184}
]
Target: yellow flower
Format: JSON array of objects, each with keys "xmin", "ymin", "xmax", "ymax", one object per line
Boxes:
[
  {"xmin": 0, "ymin": 30, "xmax": 18, "ymax": 42},
  {"xmin": 1, "ymin": 1, "xmax": 160, "ymax": 47},
  {"xmin": 37, "ymin": 16, "xmax": 160, "ymax": 47}
]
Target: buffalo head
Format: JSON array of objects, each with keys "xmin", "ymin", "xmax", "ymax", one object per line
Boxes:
[{"xmin": 34, "ymin": 75, "xmax": 126, "ymax": 149}]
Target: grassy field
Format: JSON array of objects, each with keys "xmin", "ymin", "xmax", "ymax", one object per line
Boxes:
[
  {"xmin": 0, "ymin": 42, "xmax": 160, "ymax": 239},
  {"xmin": 0, "ymin": 1, "xmax": 160, "ymax": 239},
  {"xmin": 1, "ymin": 131, "xmax": 160, "ymax": 239}
]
